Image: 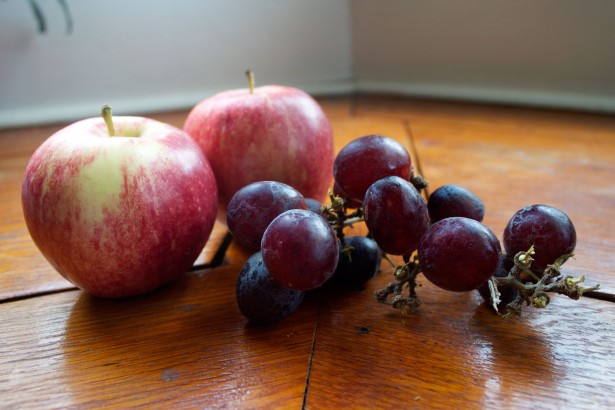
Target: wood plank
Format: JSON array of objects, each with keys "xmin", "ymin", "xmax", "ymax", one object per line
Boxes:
[
  {"xmin": 0, "ymin": 261, "xmax": 318, "ymax": 409},
  {"xmin": 1, "ymin": 96, "xmax": 614, "ymax": 410},
  {"xmin": 2, "ymin": 242, "xmax": 613, "ymax": 409},
  {"xmin": 306, "ymin": 269, "xmax": 615, "ymax": 409}
]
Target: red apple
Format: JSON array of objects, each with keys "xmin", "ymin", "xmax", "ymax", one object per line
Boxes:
[
  {"xmin": 21, "ymin": 106, "xmax": 218, "ymax": 297},
  {"xmin": 183, "ymin": 71, "xmax": 334, "ymax": 216}
]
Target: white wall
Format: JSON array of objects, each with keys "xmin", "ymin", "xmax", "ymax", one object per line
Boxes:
[
  {"xmin": 352, "ymin": 0, "xmax": 615, "ymax": 112},
  {"xmin": 1, "ymin": 0, "xmax": 615, "ymax": 128},
  {"xmin": 0, "ymin": 0, "xmax": 353, "ymax": 127}
]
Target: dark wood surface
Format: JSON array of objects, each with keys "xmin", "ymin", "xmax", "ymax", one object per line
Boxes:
[{"xmin": 1, "ymin": 96, "xmax": 614, "ymax": 409}]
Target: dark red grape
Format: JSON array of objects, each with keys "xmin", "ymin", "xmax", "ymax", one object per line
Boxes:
[
  {"xmin": 428, "ymin": 184, "xmax": 485, "ymax": 223},
  {"xmin": 334, "ymin": 135, "xmax": 412, "ymax": 202},
  {"xmin": 363, "ymin": 176, "xmax": 429, "ymax": 255},
  {"xmin": 261, "ymin": 209, "xmax": 339, "ymax": 291},
  {"xmin": 236, "ymin": 252, "xmax": 304, "ymax": 325},
  {"xmin": 503, "ymin": 204, "xmax": 576, "ymax": 273},
  {"xmin": 227, "ymin": 181, "xmax": 307, "ymax": 250},
  {"xmin": 333, "ymin": 182, "xmax": 363, "ymax": 209},
  {"xmin": 419, "ymin": 217, "xmax": 501, "ymax": 292},
  {"xmin": 477, "ymin": 255, "xmax": 518, "ymax": 311},
  {"xmin": 332, "ymin": 236, "xmax": 382, "ymax": 288}
]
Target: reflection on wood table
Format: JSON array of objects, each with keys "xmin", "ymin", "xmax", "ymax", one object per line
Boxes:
[{"xmin": 1, "ymin": 95, "xmax": 614, "ymax": 409}]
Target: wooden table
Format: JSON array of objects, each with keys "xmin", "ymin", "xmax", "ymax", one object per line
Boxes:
[{"xmin": 2, "ymin": 95, "xmax": 614, "ymax": 409}]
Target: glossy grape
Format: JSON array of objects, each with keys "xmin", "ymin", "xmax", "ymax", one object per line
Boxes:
[
  {"xmin": 261, "ymin": 209, "xmax": 339, "ymax": 291},
  {"xmin": 477, "ymin": 255, "xmax": 518, "ymax": 311},
  {"xmin": 363, "ymin": 176, "xmax": 429, "ymax": 255},
  {"xmin": 236, "ymin": 252, "xmax": 304, "ymax": 325},
  {"xmin": 334, "ymin": 135, "xmax": 412, "ymax": 202},
  {"xmin": 227, "ymin": 181, "xmax": 307, "ymax": 250},
  {"xmin": 419, "ymin": 217, "xmax": 501, "ymax": 292},
  {"xmin": 428, "ymin": 184, "xmax": 485, "ymax": 223},
  {"xmin": 332, "ymin": 236, "xmax": 382, "ymax": 288},
  {"xmin": 332, "ymin": 182, "xmax": 363, "ymax": 209},
  {"xmin": 503, "ymin": 204, "xmax": 576, "ymax": 273}
]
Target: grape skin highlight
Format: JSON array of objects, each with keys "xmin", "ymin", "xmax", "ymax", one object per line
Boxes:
[
  {"xmin": 503, "ymin": 204, "xmax": 576, "ymax": 273},
  {"xmin": 419, "ymin": 217, "xmax": 501, "ymax": 292},
  {"xmin": 334, "ymin": 135, "xmax": 412, "ymax": 202},
  {"xmin": 363, "ymin": 176, "xmax": 429, "ymax": 256},
  {"xmin": 227, "ymin": 181, "xmax": 307, "ymax": 250},
  {"xmin": 261, "ymin": 209, "xmax": 339, "ymax": 291}
]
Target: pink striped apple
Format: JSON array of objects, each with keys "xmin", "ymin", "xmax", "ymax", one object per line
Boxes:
[
  {"xmin": 21, "ymin": 106, "xmax": 218, "ymax": 297},
  {"xmin": 184, "ymin": 71, "xmax": 334, "ymax": 217}
]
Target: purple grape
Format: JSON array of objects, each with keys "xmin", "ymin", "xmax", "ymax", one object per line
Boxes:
[
  {"xmin": 363, "ymin": 176, "xmax": 429, "ymax": 256},
  {"xmin": 261, "ymin": 209, "xmax": 339, "ymax": 291},
  {"xmin": 503, "ymin": 204, "xmax": 576, "ymax": 273},
  {"xmin": 419, "ymin": 217, "xmax": 501, "ymax": 292},
  {"xmin": 332, "ymin": 236, "xmax": 382, "ymax": 288},
  {"xmin": 236, "ymin": 252, "xmax": 304, "ymax": 325},
  {"xmin": 428, "ymin": 184, "xmax": 485, "ymax": 223},
  {"xmin": 305, "ymin": 198, "xmax": 323, "ymax": 215},
  {"xmin": 227, "ymin": 181, "xmax": 307, "ymax": 250},
  {"xmin": 334, "ymin": 135, "xmax": 412, "ymax": 202}
]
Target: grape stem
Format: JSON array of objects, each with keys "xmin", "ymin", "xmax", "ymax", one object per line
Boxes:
[
  {"xmin": 343, "ymin": 216, "xmax": 364, "ymax": 227},
  {"xmin": 489, "ymin": 246, "xmax": 601, "ymax": 317},
  {"xmin": 374, "ymin": 256, "xmax": 422, "ymax": 314},
  {"xmin": 324, "ymin": 174, "xmax": 600, "ymax": 319},
  {"xmin": 410, "ymin": 172, "xmax": 429, "ymax": 193},
  {"xmin": 321, "ymin": 190, "xmax": 365, "ymax": 260},
  {"xmin": 374, "ymin": 244, "xmax": 600, "ymax": 317}
]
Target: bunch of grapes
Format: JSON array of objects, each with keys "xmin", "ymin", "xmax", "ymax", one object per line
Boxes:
[{"xmin": 230, "ymin": 134, "xmax": 599, "ymax": 324}]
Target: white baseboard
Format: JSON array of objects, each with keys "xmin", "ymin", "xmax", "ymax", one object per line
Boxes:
[
  {"xmin": 2, "ymin": 78, "xmax": 613, "ymax": 129},
  {"xmin": 355, "ymin": 81, "xmax": 615, "ymax": 114},
  {"xmin": 0, "ymin": 79, "xmax": 355, "ymax": 129}
]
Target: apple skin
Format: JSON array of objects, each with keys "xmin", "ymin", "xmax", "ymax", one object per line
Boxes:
[
  {"xmin": 21, "ymin": 116, "xmax": 218, "ymax": 297},
  {"xmin": 183, "ymin": 85, "xmax": 334, "ymax": 215}
]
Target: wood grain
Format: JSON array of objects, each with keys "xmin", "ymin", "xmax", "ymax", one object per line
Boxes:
[
  {"xmin": 1, "ymin": 263, "xmax": 318, "ymax": 409},
  {"xmin": 1, "ymin": 96, "xmax": 614, "ymax": 409},
  {"xmin": 307, "ymin": 273, "xmax": 615, "ymax": 409}
]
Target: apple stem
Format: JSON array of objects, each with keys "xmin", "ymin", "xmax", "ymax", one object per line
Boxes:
[
  {"xmin": 101, "ymin": 104, "xmax": 116, "ymax": 137},
  {"xmin": 246, "ymin": 70, "xmax": 255, "ymax": 94}
]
